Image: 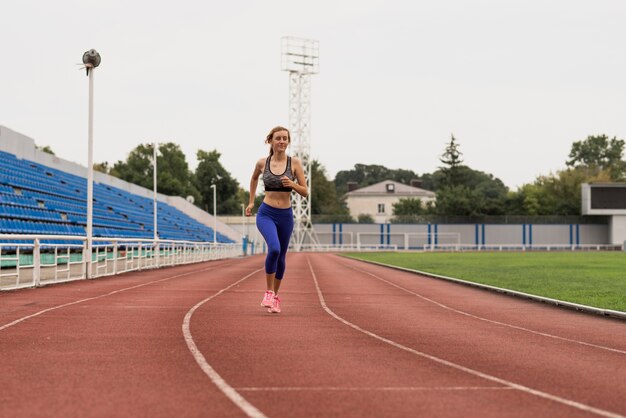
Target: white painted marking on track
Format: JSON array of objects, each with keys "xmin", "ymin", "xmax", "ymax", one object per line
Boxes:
[
  {"xmin": 236, "ymin": 386, "xmax": 514, "ymax": 392},
  {"xmin": 0, "ymin": 262, "xmax": 234, "ymax": 332},
  {"xmin": 346, "ymin": 263, "xmax": 626, "ymax": 355},
  {"xmin": 307, "ymin": 257, "xmax": 625, "ymax": 418},
  {"xmin": 182, "ymin": 268, "xmax": 267, "ymax": 418}
]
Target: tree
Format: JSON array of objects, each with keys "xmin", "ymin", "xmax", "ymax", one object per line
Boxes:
[
  {"xmin": 158, "ymin": 143, "xmax": 200, "ymax": 201},
  {"xmin": 335, "ymin": 164, "xmax": 390, "ymax": 194},
  {"xmin": 310, "ymin": 160, "xmax": 350, "ymax": 221},
  {"xmin": 435, "ymin": 185, "xmax": 483, "ymax": 216},
  {"xmin": 93, "ymin": 162, "xmax": 110, "ymax": 174},
  {"xmin": 357, "ymin": 213, "xmax": 374, "ymax": 223},
  {"xmin": 110, "ymin": 142, "xmax": 200, "ymax": 204},
  {"xmin": 35, "ymin": 145, "xmax": 55, "ymax": 155},
  {"xmin": 419, "ymin": 170, "xmax": 446, "ymax": 192},
  {"xmin": 391, "ymin": 169, "xmax": 419, "ymax": 185},
  {"xmin": 389, "ymin": 198, "xmax": 429, "ymax": 223},
  {"xmin": 392, "ymin": 198, "xmax": 426, "ymax": 216},
  {"xmin": 507, "ymin": 167, "xmax": 609, "ymax": 216},
  {"xmin": 110, "ymin": 143, "xmax": 153, "ymax": 187},
  {"xmin": 505, "ymin": 135, "xmax": 624, "ymax": 216},
  {"xmin": 566, "ymin": 134, "xmax": 625, "ymax": 180},
  {"xmin": 195, "ymin": 149, "xmax": 240, "ymax": 215},
  {"xmin": 432, "ymin": 135, "xmax": 508, "ymax": 216},
  {"xmin": 471, "ymin": 170, "xmax": 508, "ymax": 215},
  {"xmin": 439, "ymin": 134, "xmax": 464, "ymax": 187},
  {"xmin": 334, "ymin": 164, "xmax": 419, "ymax": 194}
]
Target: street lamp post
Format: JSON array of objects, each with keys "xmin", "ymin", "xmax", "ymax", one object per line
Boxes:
[
  {"xmin": 153, "ymin": 142, "xmax": 158, "ymax": 240},
  {"xmin": 210, "ymin": 184, "xmax": 217, "ymax": 245},
  {"xmin": 82, "ymin": 49, "xmax": 101, "ymax": 279},
  {"xmin": 153, "ymin": 142, "xmax": 159, "ymax": 267}
]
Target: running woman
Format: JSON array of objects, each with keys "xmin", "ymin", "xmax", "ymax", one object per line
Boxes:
[{"xmin": 245, "ymin": 126, "xmax": 308, "ymax": 314}]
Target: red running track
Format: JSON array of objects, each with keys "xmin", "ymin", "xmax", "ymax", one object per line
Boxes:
[{"xmin": 1, "ymin": 253, "xmax": 625, "ymax": 418}]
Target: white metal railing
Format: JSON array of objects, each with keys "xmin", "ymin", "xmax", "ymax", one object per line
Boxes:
[
  {"xmin": 0, "ymin": 234, "xmax": 242, "ymax": 291},
  {"xmin": 413, "ymin": 243, "xmax": 625, "ymax": 252},
  {"xmin": 353, "ymin": 232, "xmax": 461, "ymax": 251},
  {"xmin": 311, "ymin": 231, "xmax": 355, "ymax": 246},
  {"xmin": 297, "ymin": 243, "xmax": 398, "ymax": 252},
  {"xmin": 288, "ymin": 232, "xmax": 623, "ymax": 253}
]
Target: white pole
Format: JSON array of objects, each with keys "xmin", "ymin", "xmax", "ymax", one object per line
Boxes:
[
  {"xmin": 153, "ymin": 142, "xmax": 157, "ymax": 240},
  {"xmin": 241, "ymin": 203, "xmax": 245, "ymax": 243},
  {"xmin": 86, "ymin": 66, "xmax": 94, "ymax": 279},
  {"xmin": 153, "ymin": 142, "xmax": 159, "ymax": 267},
  {"xmin": 211, "ymin": 184, "xmax": 217, "ymax": 245}
]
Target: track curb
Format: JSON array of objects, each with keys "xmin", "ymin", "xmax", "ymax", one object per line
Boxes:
[{"xmin": 347, "ymin": 257, "xmax": 626, "ymax": 321}]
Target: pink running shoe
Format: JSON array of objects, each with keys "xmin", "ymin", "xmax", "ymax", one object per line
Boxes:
[
  {"xmin": 261, "ymin": 290, "xmax": 274, "ymax": 307},
  {"xmin": 268, "ymin": 295, "xmax": 281, "ymax": 313}
]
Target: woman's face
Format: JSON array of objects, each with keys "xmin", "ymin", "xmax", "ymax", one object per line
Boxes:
[{"xmin": 272, "ymin": 130, "xmax": 290, "ymax": 152}]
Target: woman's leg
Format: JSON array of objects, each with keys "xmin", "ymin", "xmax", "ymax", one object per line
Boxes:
[
  {"xmin": 257, "ymin": 205, "xmax": 293, "ymax": 313},
  {"xmin": 266, "ymin": 273, "xmax": 275, "ymax": 291},
  {"xmin": 267, "ymin": 212, "xmax": 293, "ymax": 313},
  {"xmin": 256, "ymin": 209, "xmax": 281, "ymax": 290},
  {"xmin": 272, "ymin": 275, "xmax": 282, "ymax": 295},
  {"xmin": 273, "ymin": 210, "xmax": 294, "ymax": 293}
]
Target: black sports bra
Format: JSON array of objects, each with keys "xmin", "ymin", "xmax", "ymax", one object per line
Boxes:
[{"xmin": 263, "ymin": 156, "xmax": 293, "ymax": 192}]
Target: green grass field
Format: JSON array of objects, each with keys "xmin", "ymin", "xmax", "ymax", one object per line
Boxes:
[{"xmin": 344, "ymin": 252, "xmax": 626, "ymax": 312}]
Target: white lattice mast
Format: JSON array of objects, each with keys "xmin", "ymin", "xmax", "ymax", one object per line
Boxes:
[{"xmin": 281, "ymin": 37, "xmax": 319, "ymax": 250}]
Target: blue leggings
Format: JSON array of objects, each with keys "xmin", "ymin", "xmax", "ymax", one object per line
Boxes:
[{"xmin": 256, "ymin": 202, "xmax": 294, "ymax": 280}]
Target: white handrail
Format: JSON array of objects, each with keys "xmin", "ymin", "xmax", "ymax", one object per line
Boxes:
[{"xmin": 0, "ymin": 234, "xmax": 242, "ymax": 291}]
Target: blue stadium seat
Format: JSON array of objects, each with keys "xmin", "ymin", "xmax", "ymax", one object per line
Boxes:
[{"xmin": 0, "ymin": 151, "xmax": 235, "ymax": 243}]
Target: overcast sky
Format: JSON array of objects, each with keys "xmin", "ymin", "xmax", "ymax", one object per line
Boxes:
[{"xmin": 2, "ymin": 0, "xmax": 625, "ymax": 191}]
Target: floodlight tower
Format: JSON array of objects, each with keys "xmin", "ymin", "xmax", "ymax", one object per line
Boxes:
[{"xmin": 281, "ymin": 37, "xmax": 319, "ymax": 250}]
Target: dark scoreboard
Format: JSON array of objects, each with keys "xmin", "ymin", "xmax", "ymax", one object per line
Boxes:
[{"xmin": 590, "ymin": 186, "xmax": 626, "ymax": 210}]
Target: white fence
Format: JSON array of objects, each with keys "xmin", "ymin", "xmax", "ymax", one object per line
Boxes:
[
  {"xmin": 0, "ymin": 234, "xmax": 242, "ymax": 291},
  {"xmin": 291, "ymin": 231, "xmax": 622, "ymax": 252}
]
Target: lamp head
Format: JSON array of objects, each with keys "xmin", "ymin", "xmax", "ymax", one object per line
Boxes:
[{"xmin": 82, "ymin": 49, "xmax": 101, "ymax": 75}]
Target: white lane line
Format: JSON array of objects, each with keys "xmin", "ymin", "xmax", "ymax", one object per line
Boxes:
[
  {"xmin": 0, "ymin": 262, "xmax": 234, "ymax": 332},
  {"xmin": 237, "ymin": 386, "xmax": 514, "ymax": 392},
  {"xmin": 308, "ymin": 257, "xmax": 624, "ymax": 418},
  {"xmin": 345, "ymin": 262, "xmax": 626, "ymax": 355},
  {"xmin": 182, "ymin": 268, "xmax": 267, "ymax": 418}
]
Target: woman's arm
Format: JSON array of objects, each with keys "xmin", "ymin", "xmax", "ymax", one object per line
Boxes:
[{"xmin": 246, "ymin": 159, "xmax": 264, "ymax": 216}]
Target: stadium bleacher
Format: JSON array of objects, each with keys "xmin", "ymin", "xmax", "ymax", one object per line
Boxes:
[{"xmin": 0, "ymin": 150, "xmax": 233, "ymax": 243}]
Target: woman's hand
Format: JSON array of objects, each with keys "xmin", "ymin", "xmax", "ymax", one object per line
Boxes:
[
  {"xmin": 280, "ymin": 176, "xmax": 293, "ymax": 188},
  {"xmin": 245, "ymin": 203, "xmax": 254, "ymax": 216}
]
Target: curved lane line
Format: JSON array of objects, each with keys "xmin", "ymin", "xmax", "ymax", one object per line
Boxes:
[
  {"xmin": 345, "ymin": 262, "xmax": 626, "ymax": 355},
  {"xmin": 236, "ymin": 386, "xmax": 514, "ymax": 392},
  {"xmin": 182, "ymin": 268, "xmax": 267, "ymax": 418},
  {"xmin": 308, "ymin": 256, "xmax": 624, "ymax": 418},
  {"xmin": 0, "ymin": 262, "xmax": 235, "ymax": 332}
]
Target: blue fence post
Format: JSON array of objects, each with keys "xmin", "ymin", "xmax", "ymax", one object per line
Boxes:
[
  {"xmin": 522, "ymin": 224, "xmax": 526, "ymax": 247},
  {"xmin": 428, "ymin": 224, "xmax": 432, "ymax": 246},
  {"xmin": 387, "ymin": 224, "xmax": 391, "ymax": 245},
  {"xmin": 569, "ymin": 224, "xmax": 573, "ymax": 246},
  {"xmin": 576, "ymin": 224, "xmax": 580, "ymax": 246},
  {"xmin": 339, "ymin": 223, "xmax": 343, "ymax": 245},
  {"xmin": 380, "ymin": 223, "xmax": 384, "ymax": 245},
  {"xmin": 332, "ymin": 223, "xmax": 336, "ymax": 246},
  {"xmin": 482, "ymin": 224, "xmax": 486, "ymax": 247},
  {"xmin": 434, "ymin": 224, "xmax": 438, "ymax": 248},
  {"xmin": 475, "ymin": 224, "xmax": 479, "ymax": 248},
  {"xmin": 529, "ymin": 224, "xmax": 533, "ymax": 247}
]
